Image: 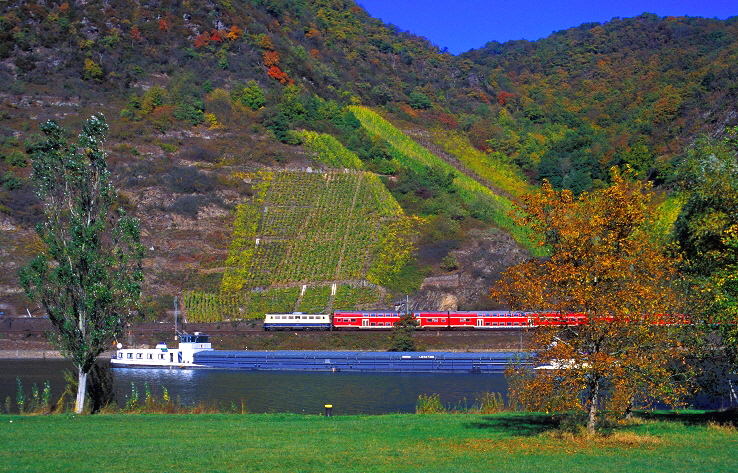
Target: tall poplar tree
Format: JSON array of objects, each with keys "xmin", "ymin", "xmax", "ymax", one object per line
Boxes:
[
  {"xmin": 19, "ymin": 114, "xmax": 144, "ymax": 414},
  {"xmin": 492, "ymin": 169, "xmax": 692, "ymax": 433}
]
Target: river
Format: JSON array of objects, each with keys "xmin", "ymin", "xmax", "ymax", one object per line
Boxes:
[
  {"xmin": 0, "ymin": 359, "xmax": 508, "ymax": 415},
  {"xmin": 4, "ymin": 358, "xmax": 734, "ymax": 414}
]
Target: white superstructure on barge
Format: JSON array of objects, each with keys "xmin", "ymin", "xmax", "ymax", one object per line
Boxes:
[{"xmin": 111, "ymin": 332, "xmax": 214, "ymax": 368}]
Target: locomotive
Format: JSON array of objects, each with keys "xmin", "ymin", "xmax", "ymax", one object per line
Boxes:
[{"xmin": 263, "ymin": 310, "xmax": 587, "ymax": 331}]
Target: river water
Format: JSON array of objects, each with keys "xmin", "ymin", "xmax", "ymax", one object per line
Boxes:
[
  {"xmin": 0, "ymin": 359, "xmax": 508, "ymax": 415},
  {"xmin": 4, "ymin": 358, "xmax": 734, "ymax": 414}
]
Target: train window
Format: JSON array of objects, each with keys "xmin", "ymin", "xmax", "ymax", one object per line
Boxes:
[
  {"xmin": 127, "ymin": 353, "xmax": 133, "ymax": 359},
  {"xmin": 370, "ymin": 322, "xmax": 376, "ymax": 326},
  {"xmin": 442, "ymin": 319, "xmax": 446, "ymax": 323},
  {"xmin": 136, "ymin": 353, "xmax": 143, "ymax": 359},
  {"xmin": 158, "ymin": 354, "xmax": 165, "ymax": 360},
  {"xmin": 147, "ymin": 353, "xmax": 153, "ymax": 359},
  {"xmin": 506, "ymin": 322, "xmax": 512, "ymax": 326},
  {"xmin": 514, "ymin": 322, "xmax": 519, "ymax": 326},
  {"xmin": 351, "ymin": 319, "xmax": 356, "ymax": 323},
  {"xmin": 485, "ymin": 322, "xmax": 490, "ymax": 326}
]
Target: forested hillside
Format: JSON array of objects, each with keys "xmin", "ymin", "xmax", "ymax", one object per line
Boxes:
[
  {"xmin": 0, "ymin": 1, "xmax": 736, "ymax": 319},
  {"xmin": 463, "ymin": 14, "xmax": 738, "ymax": 192}
]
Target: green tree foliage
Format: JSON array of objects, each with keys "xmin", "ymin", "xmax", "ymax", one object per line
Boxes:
[
  {"xmin": 18, "ymin": 115, "xmax": 144, "ymax": 414},
  {"xmin": 232, "ymin": 80, "xmax": 266, "ymax": 110},
  {"xmin": 674, "ymin": 127, "xmax": 738, "ymax": 359},
  {"xmin": 388, "ymin": 311, "xmax": 418, "ymax": 351},
  {"xmin": 408, "ymin": 90, "xmax": 432, "ymax": 110}
]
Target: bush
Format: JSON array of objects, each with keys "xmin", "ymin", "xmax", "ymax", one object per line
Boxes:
[
  {"xmin": 6, "ymin": 150, "xmax": 27, "ymax": 167},
  {"xmin": 167, "ymin": 166, "xmax": 215, "ymax": 194},
  {"xmin": 168, "ymin": 195, "xmax": 225, "ymax": 219},
  {"xmin": 409, "ymin": 91, "xmax": 432, "ymax": 110},
  {"xmin": 440, "ymin": 253, "xmax": 459, "ymax": 271},
  {"xmin": 416, "ymin": 394, "xmax": 445, "ymax": 414},
  {"xmin": 179, "ymin": 146, "xmax": 219, "ymax": 163},
  {"xmin": 1, "ymin": 171, "xmax": 21, "ymax": 190}
]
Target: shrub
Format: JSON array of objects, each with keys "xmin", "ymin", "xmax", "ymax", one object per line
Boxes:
[
  {"xmin": 6, "ymin": 150, "xmax": 27, "ymax": 167},
  {"xmin": 409, "ymin": 91, "xmax": 432, "ymax": 110},
  {"xmin": 179, "ymin": 146, "xmax": 219, "ymax": 163},
  {"xmin": 416, "ymin": 394, "xmax": 445, "ymax": 414},
  {"xmin": 168, "ymin": 195, "xmax": 224, "ymax": 219},
  {"xmin": 167, "ymin": 166, "xmax": 215, "ymax": 194},
  {"xmin": 440, "ymin": 253, "xmax": 459, "ymax": 271},
  {"xmin": 232, "ymin": 80, "xmax": 266, "ymax": 110},
  {"xmin": 2, "ymin": 171, "xmax": 21, "ymax": 190}
]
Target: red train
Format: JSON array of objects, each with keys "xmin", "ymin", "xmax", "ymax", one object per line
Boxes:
[{"xmin": 267, "ymin": 310, "xmax": 588, "ymax": 331}]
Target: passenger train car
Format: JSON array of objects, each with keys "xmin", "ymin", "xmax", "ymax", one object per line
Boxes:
[
  {"xmin": 264, "ymin": 311, "xmax": 588, "ymax": 331},
  {"xmin": 263, "ymin": 313, "xmax": 332, "ymax": 331}
]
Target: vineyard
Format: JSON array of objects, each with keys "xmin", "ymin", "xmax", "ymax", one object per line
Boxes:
[
  {"xmin": 184, "ymin": 169, "xmax": 408, "ymax": 321},
  {"xmin": 298, "ymin": 131, "xmax": 365, "ymax": 170},
  {"xmin": 429, "ymin": 128, "xmax": 531, "ymax": 199},
  {"xmin": 348, "ymin": 106, "xmax": 543, "ymax": 256}
]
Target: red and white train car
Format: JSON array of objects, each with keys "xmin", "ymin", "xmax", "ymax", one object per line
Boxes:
[
  {"xmin": 447, "ymin": 311, "xmax": 532, "ymax": 329},
  {"xmin": 529, "ymin": 312, "xmax": 587, "ymax": 327},
  {"xmin": 333, "ymin": 311, "xmax": 401, "ymax": 330},
  {"xmin": 413, "ymin": 311, "xmax": 449, "ymax": 329},
  {"xmin": 276, "ymin": 310, "xmax": 590, "ymax": 331}
]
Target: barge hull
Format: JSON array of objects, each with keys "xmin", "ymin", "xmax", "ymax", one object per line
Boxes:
[{"xmin": 194, "ymin": 350, "xmax": 523, "ymax": 373}]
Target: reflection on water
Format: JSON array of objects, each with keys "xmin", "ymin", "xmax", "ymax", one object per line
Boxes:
[
  {"xmin": 4, "ymin": 359, "xmax": 733, "ymax": 414},
  {"xmin": 0, "ymin": 359, "xmax": 508, "ymax": 415}
]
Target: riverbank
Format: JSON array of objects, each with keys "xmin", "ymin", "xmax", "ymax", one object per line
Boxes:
[
  {"xmin": 1, "ymin": 411, "xmax": 736, "ymax": 472},
  {"xmin": 0, "ymin": 339, "xmax": 62, "ymax": 359},
  {"xmin": 1, "ymin": 329, "xmax": 531, "ymax": 358}
]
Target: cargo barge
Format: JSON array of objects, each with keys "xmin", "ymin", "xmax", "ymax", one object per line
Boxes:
[
  {"xmin": 194, "ymin": 350, "xmax": 518, "ymax": 373},
  {"xmin": 111, "ymin": 333, "xmax": 520, "ymax": 373}
]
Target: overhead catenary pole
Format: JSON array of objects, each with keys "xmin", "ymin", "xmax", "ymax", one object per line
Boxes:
[{"xmin": 174, "ymin": 296, "xmax": 179, "ymax": 339}]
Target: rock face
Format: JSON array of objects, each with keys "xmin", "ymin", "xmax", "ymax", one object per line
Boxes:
[{"xmin": 410, "ymin": 228, "xmax": 530, "ymax": 311}]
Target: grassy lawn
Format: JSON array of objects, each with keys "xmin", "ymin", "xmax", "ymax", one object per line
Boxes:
[{"xmin": 1, "ymin": 412, "xmax": 736, "ymax": 472}]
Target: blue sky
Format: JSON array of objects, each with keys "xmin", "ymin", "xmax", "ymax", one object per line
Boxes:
[{"xmin": 357, "ymin": 0, "xmax": 737, "ymax": 54}]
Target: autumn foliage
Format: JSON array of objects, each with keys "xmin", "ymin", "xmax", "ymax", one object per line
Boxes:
[
  {"xmin": 267, "ymin": 65, "xmax": 290, "ymax": 84},
  {"xmin": 492, "ymin": 169, "xmax": 692, "ymax": 432}
]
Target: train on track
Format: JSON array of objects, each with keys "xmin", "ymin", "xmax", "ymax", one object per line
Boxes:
[{"xmin": 263, "ymin": 310, "xmax": 588, "ymax": 331}]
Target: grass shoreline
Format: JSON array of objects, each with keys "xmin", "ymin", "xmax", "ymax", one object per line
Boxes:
[{"xmin": 1, "ymin": 411, "xmax": 736, "ymax": 472}]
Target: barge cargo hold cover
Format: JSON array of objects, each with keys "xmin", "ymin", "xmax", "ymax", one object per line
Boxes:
[{"xmin": 193, "ymin": 350, "xmax": 521, "ymax": 373}]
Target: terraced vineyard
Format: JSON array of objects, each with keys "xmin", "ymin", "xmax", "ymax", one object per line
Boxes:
[
  {"xmin": 298, "ymin": 131, "xmax": 364, "ymax": 170},
  {"xmin": 185, "ymin": 169, "xmax": 408, "ymax": 320},
  {"xmin": 349, "ymin": 106, "xmax": 543, "ymax": 256}
]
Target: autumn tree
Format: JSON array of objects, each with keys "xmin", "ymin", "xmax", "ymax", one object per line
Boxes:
[
  {"xmin": 491, "ymin": 169, "xmax": 691, "ymax": 433},
  {"xmin": 673, "ymin": 127, "xmax": 738, "ymax": 361},
  {"xmin": 18, "ymin": 115, "xmax": 144, "ymax": 414}
]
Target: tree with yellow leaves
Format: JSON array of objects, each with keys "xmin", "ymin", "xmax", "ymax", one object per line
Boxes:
[{"xmin": 492, "ymin": 168, "xmax": 693, "ymax": 433}]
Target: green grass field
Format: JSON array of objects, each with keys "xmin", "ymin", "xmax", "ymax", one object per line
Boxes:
[{"xmin": 1, "ymin": 412, "xmax": 736, "ymax": 472}]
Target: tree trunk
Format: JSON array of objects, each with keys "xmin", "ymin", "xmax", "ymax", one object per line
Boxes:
[
  {"xmin": 587, "ymin": 380, "xmax": 599, "ymax": 434},
  {"xmin": 75, "ymin": 369, "xmax": 88, "ymax": 414}
]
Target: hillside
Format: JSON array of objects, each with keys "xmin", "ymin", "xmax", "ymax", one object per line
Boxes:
[
  {"xmin": 0, "ymin": 2, "xmax": 737, "ymax": 320},
  {"xmin": 462, "ymin": 14, "xmax": 738, "ymax": 191}
]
